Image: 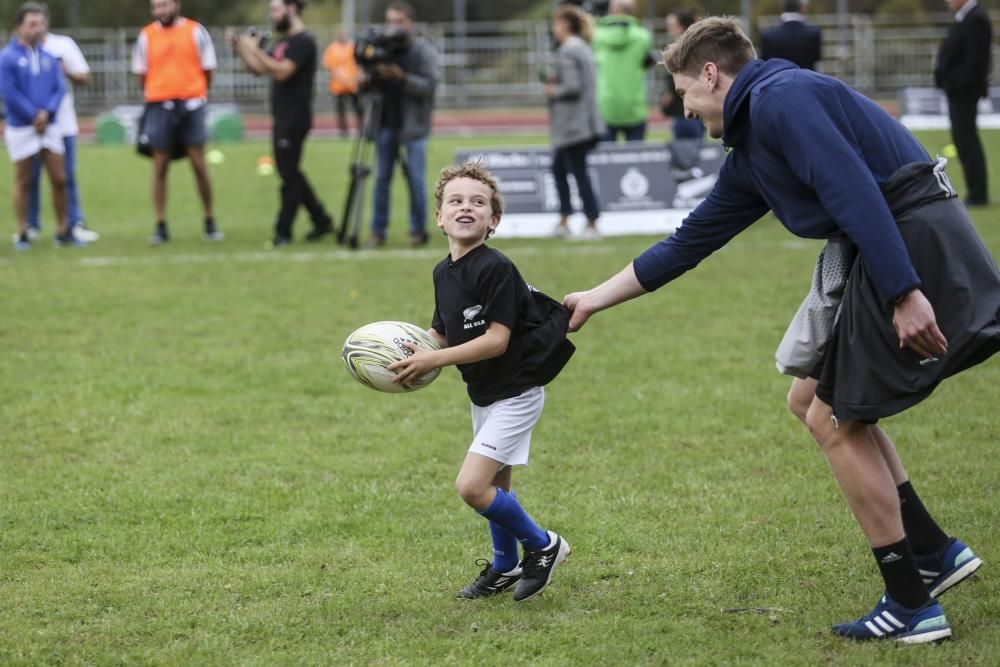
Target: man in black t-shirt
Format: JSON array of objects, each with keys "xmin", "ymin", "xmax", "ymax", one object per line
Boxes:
[{"xmin": 230, "ymin": 0, "xmax": 334, "ymax": 245}]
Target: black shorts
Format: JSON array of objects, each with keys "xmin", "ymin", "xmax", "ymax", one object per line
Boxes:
[
  {"xmin": 816, "ymin": 163, "xmax": 1000, "ymax": 422},
  {"xmin": 142, "ymin": 101, "xmax": 207, "ymax": 151}
]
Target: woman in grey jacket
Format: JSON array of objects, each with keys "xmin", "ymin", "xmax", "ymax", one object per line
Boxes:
[{"xmin": 545, "ymin": 5, "xmax": 605, "ymax": 239}]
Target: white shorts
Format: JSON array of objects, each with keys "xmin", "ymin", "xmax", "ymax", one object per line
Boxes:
[
  {"xmin": 4, "ymin": 124, "xmax": 64, "ymax": 163},
  {"xmin": 469, "ymin": 386, "xmax": 545, "ymax": 466}
]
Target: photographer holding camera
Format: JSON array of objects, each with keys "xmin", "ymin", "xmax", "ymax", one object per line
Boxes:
[
  {"xmin": 363, "ymin": 1, "xmax": 439, "ymax": 248},
  {"xmin": 229, "ymin": 0, "xmax": 334, "ymax": 246}
]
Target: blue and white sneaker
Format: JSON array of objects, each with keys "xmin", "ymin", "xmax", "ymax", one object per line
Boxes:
[
  {"xmin": 13, "ymin": 233, "xmax": 31, "ymax": 251},
  {"xmin": 917, "ymin": 537, "xmax": 983, "ymax": 597},
  {"xmin": 832, "ymin": 593, "xmax": 951, "ymax": 644}
]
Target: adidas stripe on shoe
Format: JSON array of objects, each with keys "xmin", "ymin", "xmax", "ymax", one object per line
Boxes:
[
  {"xmin": 832, "ymin": 593, "xmax": 952, "ymax": 644},
  {"xmin": 917, "ymin": 537, "xmax": 983, "ymax": 598}
]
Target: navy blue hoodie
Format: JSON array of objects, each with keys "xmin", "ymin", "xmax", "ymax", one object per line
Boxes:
[{"xmin": 633, "ymin": 59, "xmax": 929, "ymax": 305}]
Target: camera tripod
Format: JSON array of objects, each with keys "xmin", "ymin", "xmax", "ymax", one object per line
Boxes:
[
  {"xmin": 337, "ymin": 93, "xmax": 382, "ymax": 249},
  {"xmin": 336, "ymin": 91, "xmax": 413, "ymax": 250}
]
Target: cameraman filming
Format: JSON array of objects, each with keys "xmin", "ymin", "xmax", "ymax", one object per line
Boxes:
[
  {"xmin": 364, "ymin": 1, "xmax": 439, "ymax": 248},
  {"xmin": 229, "ymin": 0, "xmax": 334, "ymax": 246}
]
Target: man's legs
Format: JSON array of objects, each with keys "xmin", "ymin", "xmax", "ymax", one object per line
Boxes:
[
  {"xmin": 551, "ymin": 147, "xmax": 572, "ymax": 236},
  {"xmin": 623, "ymin": 122, "xmax": 647, "ymax": 142},
  {"xmin": 334, "ymin": 94, "xmax": 349, "ymax": 136},
  {"xmin": 186, "ymin": 145, "xmax": 215, "ymax": 221},
  {"xmin": 151, "ymin": 149, "xmax": 171, "ymax": 228},
  {"xmin": 402, "ymin": 136, "xmax": 428, "ymax": 243},
  {"xmin": 27, "ymin": 154, "xmax": 42, "ymax": 232},
  {"xmin": 14, "ymin": 156, "xmax": 36, "ymax": 237},
  {"xmin": 370, "ymin": 127, "xmax": 398, "ymax": 243},
  {"xmin": 40, "ymin": 149, "xmax": 70, "ymax": 238},
  {"xmin": 947, "ymin": 93, "xmax": 989, "ymax": 205},
  {"xmin": 63, "ymin": 135, "xmax": 84, "ymax": 228}
]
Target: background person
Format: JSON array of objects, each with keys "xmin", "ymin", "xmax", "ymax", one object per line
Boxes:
[
  {"xmin": 132, "ymin": 0, "xmax": 221, "ymax": 244},
  {"xmin": 545, "ymin": 3, "xmax": 604, "ymax": 240},
  {"xmin": 660, "ymin": 9, "xmax": 704, "ymax": 140},
  {"xmin": 27, "ymin": 10, "xmax": 98, "ymax": 243},
  {"xmin": 366, "ymin": 1, "xmax": 439, "ymax": 248},
  {"xmin": 230, "ymin": 0, "xmax": 334, "ymax": 246},
  {"xmin": 1, "ymin": 2, "xmax": 78, "ymax": 249},
  {"xmin": 322, "ymin": 28, "xmax": 361, "ymax": 138},
  {"xmin": 592, "ymin": 0, "xmax": 653, "ymax": 142},
  {"xmin": 564, "ymin": 17, "xmax": 999, "ymax": 643},
  {"xmin": 935, "ymin": 0, "xmax": 992, "ymax": 207},
  {"xmin": 759, "ymin": 0, "xmax": 822, "ymax": 71}
]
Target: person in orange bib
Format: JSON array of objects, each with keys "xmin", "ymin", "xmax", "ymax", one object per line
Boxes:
[
  {"xmin": 132, "ymin": 0, "xmax": 221, "ymax": 244},
  {"xmin": 322, "ymin": 28, "xmax": 361, "ymax": 138}
]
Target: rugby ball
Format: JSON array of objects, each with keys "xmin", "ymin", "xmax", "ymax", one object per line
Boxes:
[{"xmin": 342, "ymin": 321, "xmax": 442, "ymax": 393}]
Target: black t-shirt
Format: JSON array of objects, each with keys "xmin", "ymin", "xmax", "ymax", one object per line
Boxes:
[
  {"xmin": 269, "ymin": 31, "xmax": 317, "ymax": 127},
  {"xmin": 431, "ymin": 245, "xmax": 575, "ymax": 407}
]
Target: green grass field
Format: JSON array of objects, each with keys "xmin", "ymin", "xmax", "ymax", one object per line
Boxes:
[{"xmin": 1, "ymin": 128, "xmax": 998, "ymax": 665}]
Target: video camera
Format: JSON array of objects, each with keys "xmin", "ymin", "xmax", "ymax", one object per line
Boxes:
[
  {"xmin": 354, "ymin": 27, "xmax": 409, "ymax": 68},
  {"xmin": 247, "ymin": 26, "xmax": 272, "ymax": 51}
]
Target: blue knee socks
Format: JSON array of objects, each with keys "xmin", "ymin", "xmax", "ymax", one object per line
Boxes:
[{"xmin": 479, "ymin": 487, "xmax": 549, "ymax": 556}]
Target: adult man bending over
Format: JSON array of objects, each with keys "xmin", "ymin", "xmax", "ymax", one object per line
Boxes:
[{"xmin": 565, "ymin": 17, "xmax": 999, "ymax": 644}]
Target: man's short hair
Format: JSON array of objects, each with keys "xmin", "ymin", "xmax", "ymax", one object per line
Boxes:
[
  {"xmin": 15, "ymin": 1, "xmax": 46, "ymax": 26},
  {"xmin": 285, "ymin": 0, "xmax": 306, "ymax": 12},
  {"xmin": 435, "ymin": 162, "xmax": 505, "ymax": 221},
  {"xmin": 664, "ymin": 16, "xmax": 757, "ymax": 78},
  {"xmin": 387, "ymin": 1, "xmax": 416, "ymax": 21},
  {"xmin": 782, "ymin": 0, "xmax": 804, "ymax": 13},
  {"xmin": 670, "ymin": 9, "xmax": 698, "ymax": 32}
]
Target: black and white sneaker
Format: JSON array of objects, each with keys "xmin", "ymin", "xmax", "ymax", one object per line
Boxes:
[
  {"xmin": 455, "ymin": 559, "xmax": 521, "ymax": 599},
  {"xmin": 513, "ymin": 530, "xmax": 570, "ymax": 602}
]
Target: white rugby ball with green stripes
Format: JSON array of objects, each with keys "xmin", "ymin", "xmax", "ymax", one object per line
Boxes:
[{"xmin": 342, "ymin": 321, "xmax": 442, "ymax": 393}]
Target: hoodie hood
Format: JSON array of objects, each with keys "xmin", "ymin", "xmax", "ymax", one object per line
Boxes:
[
  {"xmin": 721, "ymin": 58, "xmax": 798, "ymax": 148},
  {"xmin": 595, "ymin": 14, "xmax": 642, "ymax": 49}
]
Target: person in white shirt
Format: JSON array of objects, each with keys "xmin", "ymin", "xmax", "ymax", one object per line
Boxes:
[{"xmin": 26, "ymin": 14, "xmax": 98, "ymax": 242}]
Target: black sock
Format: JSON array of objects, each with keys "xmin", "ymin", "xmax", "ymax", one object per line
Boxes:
[
  {"xmin": 898, "ymin": 481, "xmax": 950, "ymax": 556},
  {"xmin": 873, "ymin": 538, "xmax": 930, "ymax": 608},
  {"xmin": 204, "ymin": 216, "xmax": 215, "ymax": 231}
]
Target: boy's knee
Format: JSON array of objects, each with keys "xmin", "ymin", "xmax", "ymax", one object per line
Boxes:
[
  {"xmin": 455, "ymin": 478, "xmax": 489, "ymax": 508},
  {"xmin": 787, "ymin": 387, "xmax": 811, "ymax": 424}
]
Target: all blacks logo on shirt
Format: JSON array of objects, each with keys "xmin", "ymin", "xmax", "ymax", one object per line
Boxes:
[{"xmin": 463, "ymin": 305, "xmax": 485, "ymax": 330}]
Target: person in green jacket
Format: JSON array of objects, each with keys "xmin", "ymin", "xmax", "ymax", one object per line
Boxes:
[{"xmin": 592, "ymin": 0, "xmax": 654, "ymax": 142}]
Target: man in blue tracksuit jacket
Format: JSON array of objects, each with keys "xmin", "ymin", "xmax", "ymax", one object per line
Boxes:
[
  {"xmin": 0, "ymin": 2, "xmax": 77, "ymax": 249},
  {"xmin": 564, "ymin": 17, "xmax": 1000, "ymax": 643}
]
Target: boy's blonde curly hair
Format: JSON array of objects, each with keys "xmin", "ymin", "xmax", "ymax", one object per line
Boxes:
[{"xmin": 434, "ymin": 162, "xmax": 505, "ymax": 220}]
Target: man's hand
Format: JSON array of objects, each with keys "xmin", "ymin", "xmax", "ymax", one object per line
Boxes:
[
  {"xmin": 32, "ymin": 110, "xmax": 48, "ymax": 133},
  {"xmin": 892, "ymin": 288, "xmax": 948, "ymax": 360},
  {"xmin": 225, "ymin": 28, "xmax": 240, "ymax": 50},
  {"xmin": 388, "ymin": 342, "xmax": 439, "ymax": 386},
  {"xmin": 562, "ymin": 291, "xmax": 595, "ymax": 333},
  {"xmin": 374, "ymin": 63, "xmax": 405, "ymax": 81},
  {"xmin": 543, "ymin": 82, "xmax": 556, "ymax": 98}
]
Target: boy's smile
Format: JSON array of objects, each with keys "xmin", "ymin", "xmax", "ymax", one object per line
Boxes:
[{"xmin": 436, "ymin": 177, "xmax": 500, "ymax": 259}]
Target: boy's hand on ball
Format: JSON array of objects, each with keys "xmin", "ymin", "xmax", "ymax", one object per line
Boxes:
[{"xmin": 388, "ymin": 342, "xmax": 438, "ymax": 385}]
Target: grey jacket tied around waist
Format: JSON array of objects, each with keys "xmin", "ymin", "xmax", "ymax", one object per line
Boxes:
[{"xmin": 548, "ymin": 36, "xmax": 605, "ymax": 149}]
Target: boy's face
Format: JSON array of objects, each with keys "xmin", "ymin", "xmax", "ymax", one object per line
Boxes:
[{"xmin": 436, "ymin": 177, "xmax": 499, "ymax": 245}]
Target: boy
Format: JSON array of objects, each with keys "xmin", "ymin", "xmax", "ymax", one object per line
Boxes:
[{"xmin": 389, "ymin": 162, "xmax": 575, "ymax": 601}]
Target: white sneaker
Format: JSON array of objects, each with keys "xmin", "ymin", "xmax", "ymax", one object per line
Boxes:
[
  {"xmin": 12, "ymin": 228, "xmax": 41, "ymax": 243},
  {"xmin": 73, "ymin": 226, "xmax": 100, "ymax": 242},
  {"xmin": 580, "ymin": 226, "xmax": 602, "ymax": 241},
  {"xmin": 552, "ymin": 224, "xmax": 571, "ymax": 239}
]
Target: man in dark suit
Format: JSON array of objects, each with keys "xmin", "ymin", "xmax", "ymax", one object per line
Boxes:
[
  {"xmin": 759, "ymin": 0, "xmax": 821, "ymax": 71},
  {"xmin": 935, "ymin": 0, "xmax": 992, "ymax": 206}
]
